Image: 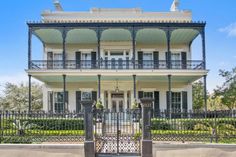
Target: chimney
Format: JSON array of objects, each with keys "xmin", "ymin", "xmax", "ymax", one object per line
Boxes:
[
  {"xmin": 170, "ymin": 0, "xmax": 180, "ymax": 12},
  {"xmin": 53, "ymin": 0, "xmax": 63, "ymax": 11}
]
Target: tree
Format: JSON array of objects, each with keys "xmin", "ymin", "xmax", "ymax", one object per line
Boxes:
[
  {"xmin": 0, "ymin": 82, "xmax": 43, "ymax": 111},
  {"xmin": 192, "ymin": 81, "xmax": 204, "ymax": 110},
  {"xmin": 214, "ymin": 68, "xmax": 236, "ymax": 110}
]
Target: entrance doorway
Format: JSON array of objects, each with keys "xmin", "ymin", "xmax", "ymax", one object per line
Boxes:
[{"xmin": 111, "ymin": 93, "xmax": 124, "ymax": 112}]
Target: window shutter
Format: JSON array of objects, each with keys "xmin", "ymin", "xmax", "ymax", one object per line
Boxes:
[
  {"xmin": 138, "ymin": 51, "xmax": 143, "ymax": 69},
  {"xmin": 166, "ymin": 91, "xmax": 170, "ymax": 111},
  {"xmin": 64, "ymin": 91, "xmax": 69, "ymax": 111},
  {"xmin": 181, "ymin": 52, "xmax": 187, "ymax": 69},
  {"xmin": 154, "ymin": 91, "xmax": 160, "ymax": 113},
  {"xmin": 75, "ymin": 51, "xmax": 81, "ymax": 69},
  {"xmin": 91, "ymin": 51, "xmax": 97, "ymax": 68},
  {"xmin": 76, "ymin": 91, "xmax": 81, "ymax": 112},
  {"xmin": 92, "ymin": 91, "xmax": 97, "ymax": 102},
  {"xmin": 182, "ymin": 91, "xmax": 188, "ymax": 112},
  {"xmin": 138, "ymin": 91, "xmax": 144, "ymax": 99},
  {"xmin": 153, "ymin": 51, "xmax": 159, "ymax": 69}
]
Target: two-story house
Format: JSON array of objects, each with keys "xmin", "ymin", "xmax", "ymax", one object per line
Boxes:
[{"xmin": 26, "ymin": 0, "xmax": 208, "ymax": 113}]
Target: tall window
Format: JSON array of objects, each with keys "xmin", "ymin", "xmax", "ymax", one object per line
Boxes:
[
  {"xmin": 81, "ymin": 91, "xmax": 92, "ymax": 101},
  {"xmin": 171, "ymin": 92, "xmax": 181, "ymax": 111},
  {"xmin": 143, "ymin": 53, "xmax": 152, "ymax": 68},
  {"xmin": 54, "ymin": 53, "xmax": 63, "ymax": 60},
  {"xmin": 82, "ymin": 53, "xmax": 91, "ymax": 68},
  {"xmin": 171, "ymin": 53, "xmax": 181, "ymax": 69},
  {"xmin": 54, "ymin": 92, "xmax": 68, "ymax": 113},
  {"xmin": 143, "ymin": 92, "xmax": 153, "ymax": 99}
]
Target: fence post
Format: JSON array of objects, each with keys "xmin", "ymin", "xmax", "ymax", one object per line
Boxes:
[
  {"xmin": 81, "ymin": 101, "xmax": 95, "ymax": 157},
  {"xmin": 140, "ymin": 98, "xmax": 153, "ymax": 157}
]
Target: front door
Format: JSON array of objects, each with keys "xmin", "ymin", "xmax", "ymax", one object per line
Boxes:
[{"xmin": 112, "ymin": 99, "xmax": 124, "ymax": 112}]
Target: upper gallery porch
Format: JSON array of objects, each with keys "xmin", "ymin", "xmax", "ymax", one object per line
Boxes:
[{"xmin": 27, "ymin": 22, "xmax": 207, "ymax": 72}]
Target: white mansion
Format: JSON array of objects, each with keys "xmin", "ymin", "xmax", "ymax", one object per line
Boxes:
[{"xmin": 26, "ymin": 0, "xmax": 208, "ymax": 113}]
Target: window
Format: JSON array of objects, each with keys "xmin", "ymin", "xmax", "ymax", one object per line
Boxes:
[
  {"xmin": 143, "ymin": 92, "xmax": 153, "ymax": 99},
  {"xmin": 54, "ymin": 53, "xmax": 63, "ymax": 60},
  {"xmin": 143, "ymin": 53, "xmax": 152, "ymax": 60},
  {"xmin": 82, "ymin": 53, "xmax": 91, "ymax": 60},
  {"xmin": 143, "ymin": 53, "xmax": 152, "ymax": 68},
  {"xmin": 81, "ymin": 91, "xmax": 92, "ymax": 101},
  {"xmin": 171, "ymin": 53, "xmax": 180, "ymax": 60},
  {"xmin": 171, "ymin": 53, "xmax": 181, "ymax": 68},
  {"xmin": 171, "ymin": 92, "xmax": 181, "ymax": 111},
  {"xmin": 54, "ymin": 92, "xmax": 68, "ymax": 113}
]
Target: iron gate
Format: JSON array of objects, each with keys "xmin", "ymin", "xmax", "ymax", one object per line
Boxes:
[{"xmin": 95, "ymin": 110, "xmax": 141, "ymax": 155}]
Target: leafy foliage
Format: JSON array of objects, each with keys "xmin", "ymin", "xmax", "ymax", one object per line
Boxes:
[
  {"xmin": 0, "ymin": 82, "xmax": 43, "ymax": 111},
  {"xmin": 192, "ymin": 81, "xmax": 205, "ymax": 110},
  {"xmin": 214, "ymin": 68, "xmax": 236, "ymax": 110}
]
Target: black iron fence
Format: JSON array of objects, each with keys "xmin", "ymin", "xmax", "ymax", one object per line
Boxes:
[
  {"xmin": 151, "ymin": 110, "xmax": 236, "ymax": 143},
  {"xmin": 0, "ymin": 110, "xmax": 235, "ymax": 144},
  {"xmin": 30, "ymin": 60, "xmax": 204, "ymax": 70},
  {"xmin": 0, "ymin": 111, "xmax": 84, "ymax": 143}
]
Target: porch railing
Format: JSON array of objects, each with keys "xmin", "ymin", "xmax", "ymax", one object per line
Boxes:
[{"xmin": 29, "ymin": 60, "xmax": 204, "ymax": 70}]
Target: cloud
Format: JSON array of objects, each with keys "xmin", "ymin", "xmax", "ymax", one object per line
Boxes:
[{"xmin": 219, "ymin": 23, "xmax": 236, "ymax": 37}]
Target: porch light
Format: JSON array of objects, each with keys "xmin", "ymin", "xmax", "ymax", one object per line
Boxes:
[{"xmin": 115, "ymin": 79, "xmax": 119, "ymax": 93}]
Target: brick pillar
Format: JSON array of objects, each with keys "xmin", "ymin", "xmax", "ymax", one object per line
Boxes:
[
  {"xmin": 140, "ymin": 98, "xmax": 153, "ymax": 157},
  {"xmin": 82, "ymin": 101, "xmax": 95, "ymax": 157}
]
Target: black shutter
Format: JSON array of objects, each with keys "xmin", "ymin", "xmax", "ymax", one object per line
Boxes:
[
  {"xmin": 92, "ymin": 91, "xmax": 97, "ymax": 102},
  {"xmin": 91, "ymin": 51, "xmax": 97, "ymax": 69},
  {"xmin": 154, "ymin": 91, "xmax": 160, "ymax": 113},
  {"xmin": 138, "ymin": 91, "xmax": 144, "ymax": 99},
  {"xmin": 75, "ymin": 51, "xmax": 81, "ymax": 69},
  {"xmin": 182, "ymin": 91, "xmax": 188, "ymax": 112},
  {"xmin": 64, "ymin": 91, "xmax": 69, "ymax": 111},
  {"xmin": 76, "ymin": 91, "xmax": 81, "ymax": 112},
  {"xmin": 153, "ymin": 51, "xmax": 159, "ymax": 69},
  {"xmin": 138, "ymin": 51, "xmax": 143, "ymax": 69},
  {"xmin": 181, "ymin": 52, "xmax": 187, "ymax": 69},
  {"xmin": 166, "ymin": 91, "xmax": 170, "ymax": 111}
]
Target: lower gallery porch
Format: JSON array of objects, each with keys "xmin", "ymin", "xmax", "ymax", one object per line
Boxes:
[{"xmin": 41, "ymin": 75, "xmax": 194, "ymax": 113}]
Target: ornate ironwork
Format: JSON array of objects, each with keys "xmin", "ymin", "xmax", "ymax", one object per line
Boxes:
[
  {"xmin": 0, "ymin": 111, "xmax": 85, "ymax": 144},
  {"xmin": 151, "ymin": 109, "xmax": 236, "ymax": 143},
  {"xmin": 30, "ymin": 60, "xmax": 204, "ymax": 70},
  {"xmin": 94, "ymin": 110, "xmax": 141, "ymax": 155}
]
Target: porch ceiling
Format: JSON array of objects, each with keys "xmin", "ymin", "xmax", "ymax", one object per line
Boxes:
[
  {"xmin": 34, "ymin": 29, "xmax": 62, "ymax": 44},
  {"xmin": 33, "ymin": 28, "xmax": 200, "ymax": 45},
  {"xmin": 33, "ymin": 75, "xmax": 202, "ymax": 83},
  {"xmin": 66, "ymin": 29, "xmax": 97, "ymax": 44}
]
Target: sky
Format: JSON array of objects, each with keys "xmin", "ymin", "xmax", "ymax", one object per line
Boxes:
[{"xmin": 0, "ymin": 0, "xmax": 235, "ymax": 93}]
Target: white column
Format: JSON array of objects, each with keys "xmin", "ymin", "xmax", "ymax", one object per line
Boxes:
[
  {"xmin": 124, "ymin": 91, "xmax": 127, "ymax": 110},
  {"xmin": 101, "ymin": 90, "xmax": 105, "ymax": 108},
  {"xmin": 131, "ymin": 90, "xmax": 134, "ymax": 106},
  {"xmin": 108, "ymin": 91, "xmax": 112, "ymax": 110}
]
